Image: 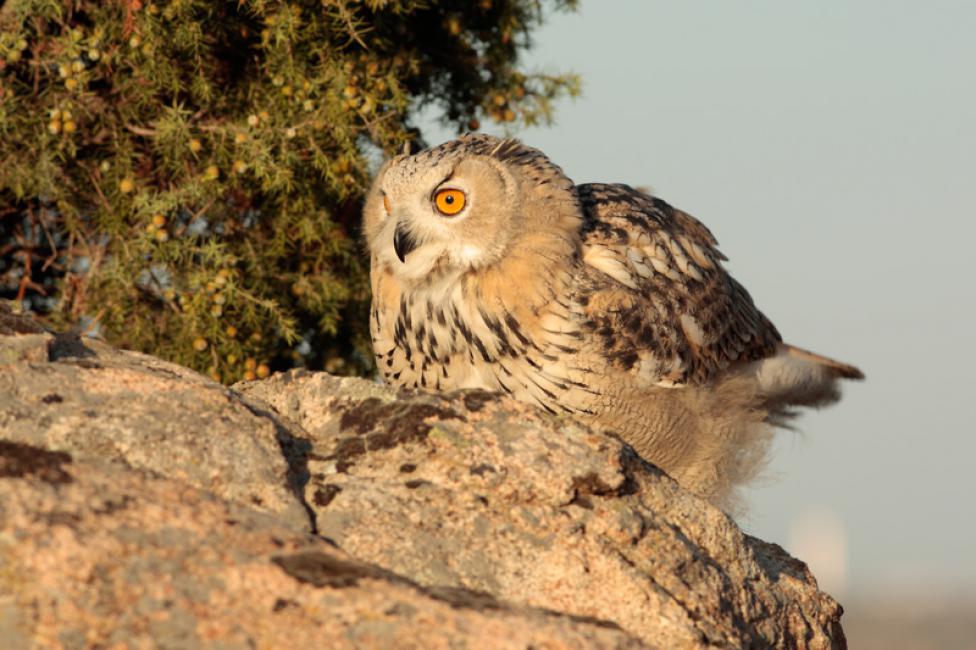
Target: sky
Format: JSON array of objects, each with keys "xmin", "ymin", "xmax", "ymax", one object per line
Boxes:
[{"xmin": 420, "ymin": 1, "xmax": 976, "ymax": 598}]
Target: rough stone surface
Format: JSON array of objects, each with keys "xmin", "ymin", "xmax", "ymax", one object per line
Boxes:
[
  {"xmin": 0, "ymin": 324, "xmax": 310, "ymax": 529},
  {"xmin": 0, "ymin": 441, "xmax": 640, "ymax": 649},
  {"xmin": 242, "ymin": 373, "xmax": 846, "ymax": 649},
  {"xmin": 0, "ymin": 305, "xmax": 845, "ymax": 648}
]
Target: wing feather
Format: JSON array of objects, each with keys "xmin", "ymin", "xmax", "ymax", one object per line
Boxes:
[{"xmin": 575, "ymin": 183, "xmax": 780, "ymax": 386}]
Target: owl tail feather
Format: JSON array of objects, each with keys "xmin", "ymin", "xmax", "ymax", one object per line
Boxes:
[
  {"xmin": 747, "ymin": 343, "xmax": 864, "ymax": 413},
  {"xmin": 780, "ymin": 343, "xmax": 865, "ymax": 380}
]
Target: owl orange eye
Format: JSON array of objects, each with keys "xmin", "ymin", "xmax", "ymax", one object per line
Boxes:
[
  {"xmin": 433, "ymin": 188, "xmax": 466, "ymax": 216},
  {"xmin": 382, "ymin": 194, "xmax": 391, "ymax": 216}
]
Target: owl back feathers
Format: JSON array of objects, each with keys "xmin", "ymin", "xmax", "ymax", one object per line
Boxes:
[
  {"xmin": 575, "ymin": 183, "xmax": 782, "ymax": 387},
  {"xmin": 571, "ymin": 183, "xmax": 861, "ymax": 509}
]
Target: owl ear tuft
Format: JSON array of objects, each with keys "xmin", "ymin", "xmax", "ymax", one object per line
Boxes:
[{"xmin": 489, "ymin": 138, "xmax": 522, "ymax": 160}]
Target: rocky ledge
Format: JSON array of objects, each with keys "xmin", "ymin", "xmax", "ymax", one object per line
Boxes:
[{"xmin": 0, "ymin": 305, "xmax": 845, "ymax": 648}]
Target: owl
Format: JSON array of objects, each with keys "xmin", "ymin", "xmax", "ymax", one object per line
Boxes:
[{"xmin": 363, "ymin": 134, "xmax": 862, "ymax": 509}]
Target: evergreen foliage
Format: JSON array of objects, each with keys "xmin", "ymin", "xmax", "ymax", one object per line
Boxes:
[{"xmin": 0, "ymin": 0, "xmax": 578, "ymax": 381}]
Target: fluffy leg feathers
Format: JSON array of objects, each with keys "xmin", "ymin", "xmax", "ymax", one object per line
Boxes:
[{"xmin": 650, "ymin": 345, "xmax": 863, "ymax": 512}]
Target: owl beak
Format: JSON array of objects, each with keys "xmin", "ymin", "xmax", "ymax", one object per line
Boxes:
[{"xmin": 393, "ymin": 222, "xmax": 418, "ymax": 263}]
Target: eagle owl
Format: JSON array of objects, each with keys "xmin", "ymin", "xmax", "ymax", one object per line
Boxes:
[{"xmin": 363, "ymin": 134, "xmax": 862, "ymax": 509}]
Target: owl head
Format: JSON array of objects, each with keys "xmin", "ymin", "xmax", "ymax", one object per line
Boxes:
[{"xmin": 363, "ymin": 134, "xmax": 581, "ymax": 284}]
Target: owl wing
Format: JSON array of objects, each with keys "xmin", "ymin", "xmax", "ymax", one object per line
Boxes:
[{"xmin": 575, "ymin": 183, "xmax": 781, "ymax": 386}]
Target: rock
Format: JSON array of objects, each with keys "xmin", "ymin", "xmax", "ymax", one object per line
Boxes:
[
  {"xmin": 241, "ymin": 373, "xmax": 846, "ymax": 649},
  {"xmin": 0, "ymin": 440, "xmax": 640, "ymax": 649},
  {"xmin": 0, "ymin": 306, "xmax": 845, "ymax": 648},
  {"xmin": 0, "ymin": 313, "xmax": 310, "ymax": 529}
]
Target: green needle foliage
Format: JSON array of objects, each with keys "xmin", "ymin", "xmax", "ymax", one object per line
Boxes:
[{"xmin": 0, "ymin": 0, "xmax": 579, "ymax": 382}]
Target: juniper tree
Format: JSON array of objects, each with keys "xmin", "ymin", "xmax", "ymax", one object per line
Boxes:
[{"xmin": 0, "ymin": 0, "xmax": 578, "ymax": 381}]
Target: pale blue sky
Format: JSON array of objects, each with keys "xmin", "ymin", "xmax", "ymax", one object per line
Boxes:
[{"xmin": 421, "ymin": 1, "xmax": 976, "ymax": 597}]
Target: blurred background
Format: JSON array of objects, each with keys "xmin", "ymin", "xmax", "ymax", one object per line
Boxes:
[{"xmin": 422, "ymin": 2, "xmax": 976, "ymax": 647}]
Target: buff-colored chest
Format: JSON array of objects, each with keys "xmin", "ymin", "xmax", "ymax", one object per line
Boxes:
[{"xmin": 369, "ymin": 262, "xmax": 599, "ymax": 416}]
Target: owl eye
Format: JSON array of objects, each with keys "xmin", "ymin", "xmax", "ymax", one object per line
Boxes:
[
  {"xmin": 382, "ymin": 194, "xmax": 391, "ymax": 216},
  {"xmin": 433, "ymin": 188, "xmax": 466, "ymax": 216}
]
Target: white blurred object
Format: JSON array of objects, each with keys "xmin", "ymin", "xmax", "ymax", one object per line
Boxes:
[{"xmin": 789, "ymin": 507, "xmax": 849, "ymax": 597}]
